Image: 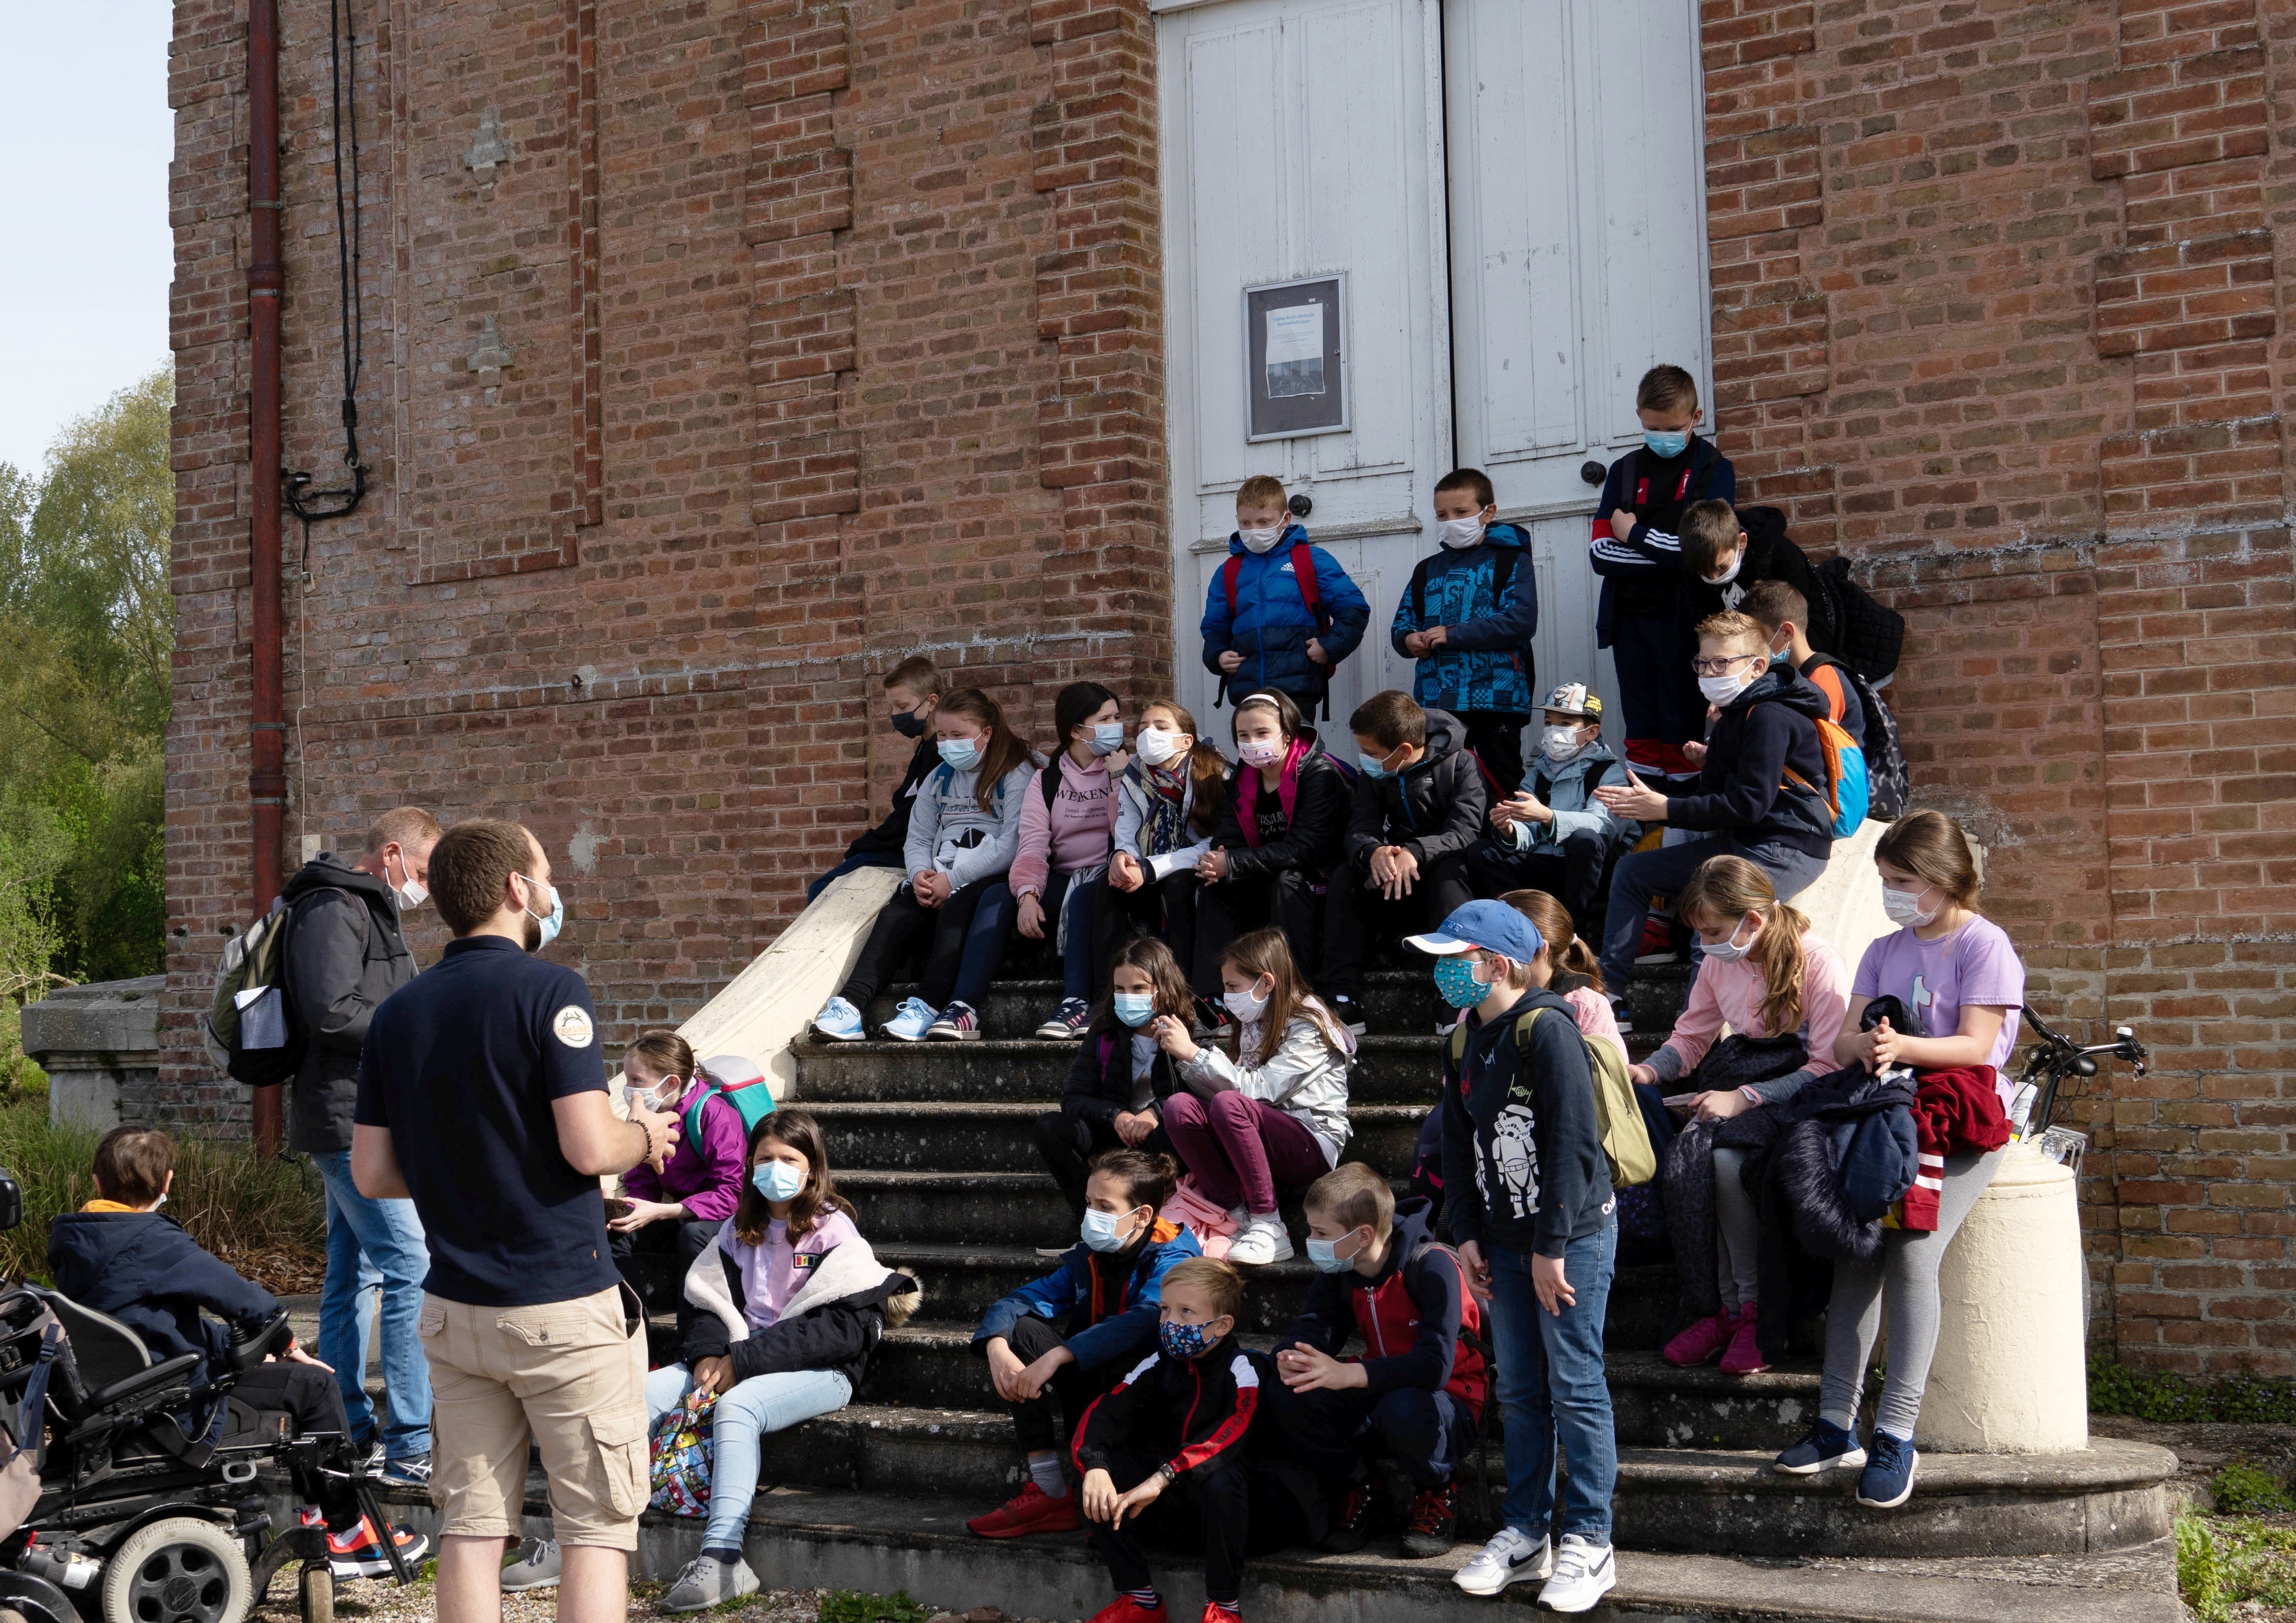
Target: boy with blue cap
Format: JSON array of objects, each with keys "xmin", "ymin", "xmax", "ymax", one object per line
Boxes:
[{"xmin": 1411, "ymin": 901, "xmax": 1618, "ymax": 1612}]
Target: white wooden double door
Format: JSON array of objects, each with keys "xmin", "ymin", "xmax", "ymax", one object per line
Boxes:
[{"xmin": 1159, "ymin": 0, "xmax": 1712, "ymax": 734}]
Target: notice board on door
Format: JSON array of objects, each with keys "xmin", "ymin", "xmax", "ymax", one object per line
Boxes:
[{"xmin": 1244, "ymin": 275, "xmax": 1347, "ymax": 441}]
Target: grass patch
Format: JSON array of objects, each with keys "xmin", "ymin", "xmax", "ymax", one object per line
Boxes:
[
  {"xmin": 0, "ymin": 1096, "xmax": 324, "ymax": 1293},
  {"xmin": 2089, "ymin": 1351, "xmax": 2296, "ymax": 1426},
  {"xmin": 817, "ymin": 1594, "xmax": 931, "ymax": 1623},
  {"xmin": 2180, "ymin": 1514, "xmax": 2296, "ymax": 1622}
]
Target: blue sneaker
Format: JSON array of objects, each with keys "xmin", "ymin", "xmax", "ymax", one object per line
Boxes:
[
  {"xmin": 811, "ymin": 996, "xmax": 866, "ymax": 1043},
  {"xmin": 882, "ymin": 997, "xmax": 937, "ymax": 1043},
  {"xmin": 1856, "ymin": 1429, "xmax": 1918, "ymax": 1509},
  {"xmin": 1772, "ymin": 1417, "xmax": 1866, "ymax": 1476}
]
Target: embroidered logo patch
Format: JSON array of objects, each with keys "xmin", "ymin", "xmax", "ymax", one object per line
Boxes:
[
  {"xmin": 792, "ymin": 1252, "xmax": 820, "ymax": 1271},
  {"xmin": 552, "ymin": 1006, "xmax": 595, "ymax": 1048}
]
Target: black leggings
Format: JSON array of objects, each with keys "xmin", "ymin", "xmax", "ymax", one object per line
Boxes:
[
  {"xmin": 838, "ymin": 876, "xmax": 1013, "ymax": 1011},
  {"xmin": 1033, "ymin": 1107, "xmax": 1179, "ymax": 1219},
  {"xmin": 983, "ymin": 1312, "xmax": 1126, "ymax": 1458},
  {"xmin": 1097, "ymin": 869, "xmax": 1201, "ymax": 985},
  {"xmin": 1192, "ymin": 867, "xmax": 1321, "ymax": 998},
  {"xmin": 1087, "ymin": 1446, "xmax": 1314, "ymax": 1605}
]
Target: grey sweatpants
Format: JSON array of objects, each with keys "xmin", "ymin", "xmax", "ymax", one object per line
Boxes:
[
  {"xmin": 1818, "ymin": 1147, "xmax": 2006, "ymax": 1440},
  {"xmin": 1714, "ymin": 1146, "xmax": 1759, "ymax": 1313}
]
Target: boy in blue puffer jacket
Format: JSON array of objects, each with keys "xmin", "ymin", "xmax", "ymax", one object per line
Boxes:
[
  {"xmin": 1391, "ymin": 468, "xmax": 1540, "ymax": 791},
  {"xmin": 1201, "ymin": 475, "xmax": 1371, "ymax": 716}
]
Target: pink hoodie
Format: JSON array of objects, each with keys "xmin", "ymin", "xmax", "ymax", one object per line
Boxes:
[{"xmin": 1009, "ymin": 752, "xmax": 1119, "ymax": 897}]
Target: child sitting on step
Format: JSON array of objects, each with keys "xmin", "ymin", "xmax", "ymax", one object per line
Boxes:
[
  {"xmin": 609, "ymin": 1030, "xmax": 749, "ymax": 1309},
  {"xmin": 1074, "ymin": 1258, "xmax": 1322, "ymax": 1623},
  {"xmin": 811, "ymin": 687, "xmax": 1039, "ymax": 1044},
  {"xmin": 1149, "ymin": 928, "xmax": 1355, "ymax": 1267},
  {"xmin": 1632, "ymin": 856, "xmax": 1848, "ymax": 1377},
  {"xmin": 1775, "ymin": 810, "xmax": 2025, "ymax": 1512},
  {"xmin": 1100, "ymin": 698, "xmax": 1228, "ymax": 987},
  {"xmin": 968, "ymin": 1149, "xmax": 1198, "ymax": 1541},
  {"xmin": 1015, "ymin": 681, "xmax": 1127, "ymax": 1040},
  {"xmin": 651, "ymin": 1110, "xmax": 918, "ymax": 1614},
  {"xmin": 1035, "ymin": 938, "xmax": 1191, "ymax": 1223}
]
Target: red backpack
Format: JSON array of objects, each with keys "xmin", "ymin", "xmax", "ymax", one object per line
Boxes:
[{"xmin": 1222, "ymin": 542, "xmax": 1327, "ymax": 641}]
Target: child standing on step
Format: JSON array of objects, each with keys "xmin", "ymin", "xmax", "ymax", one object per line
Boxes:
[
  {"xmin": 653, "ymin": 1111, "xmax": 919, "ymax": 1613},
  {"xmin": 810, "ymin": 688, "xmax": 1039, "ymax": 1044},
  {"xmin": 1035, "ymin": 938, "xmax": 1192, "ymax": 1221},
  {"xmin": 1150, "ymin": 928, "xmax": 1355, "ymax": 1268},
  {"xmin": 1776, "ymin": 810, "xmax": 2024, "ymax": 1511},
  {"xmin": 1074, "ymin": 1258, "xmax": 1322, "ymax": 1623},
  {"xmin": 1631, "ymin": 857, "xmax": 1848, "ymax": 1377},
  {"xmin": 1420, "ymin": 900, "xmax": 1619, "ymax": 1612},
  {"xmin": 1014, "ymin": 681, "xmax": 1128, "ymax": 1040},
  {"xmin": 968, "ymin": 1149, "xmax": 1197, "ymax": 1540},
  {"xmin": 1101, "ymin": 698, "xmax": 1228, "ymax": 987},
  {"xmin": 1199, "ymin": 474, "xmax": 1371, "ymax": 717}
]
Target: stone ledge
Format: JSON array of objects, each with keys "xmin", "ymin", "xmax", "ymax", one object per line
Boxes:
[{"xmin": 20, "ymin": 976, "xmax": 166, "ymax": 1060}]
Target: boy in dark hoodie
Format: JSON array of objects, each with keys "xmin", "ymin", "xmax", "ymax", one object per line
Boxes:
[
  {"xmin": 1072, "ymin": 1258, "xmax": 1319, "ymax": 1623},
  {"xmin": 1419, "ymin": 903, "xmax": 1618, "ymax": 1610},
  {"xmin": 1391, "ymin": 468, "xmax": 1540, "ymax": 789},
  {"xmin": 1592, "ymin": 610, "xmax": 1837, "ymax": 1020},
  {"xmin": 1464, "ymin": 683, "xmax": 1637, "ymax": 940},
  {"xmin": 1318, "ymin": 691, "xmax": 1487, "ymax": 1032},
  {"xmin": 968, "ymin": 1150, "xmax": 1202, "ymax": 1541},
  {"xmin": 1266, "ymin": 1162, "xmax": 1485, "ymax": 1561},
  {"xmin": 808, "ymin": 655, "xmax": 946, "ymax": 902},
  {"xmin": 47, "ymin": 1128, "xmax": 425, "ymax": 1580},
  {"xmin": 1199, "ymin": 475, "xmax": 1371, "ymax": 716}
]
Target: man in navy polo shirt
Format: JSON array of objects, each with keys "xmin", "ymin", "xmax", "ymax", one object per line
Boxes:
[{"xmin": 353, "ymin": 819, "xmax": 682, "ymax": 1623}]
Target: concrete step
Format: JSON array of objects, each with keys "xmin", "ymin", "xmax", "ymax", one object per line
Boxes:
[
  {"xmin": 807, "ymin": 1099, "xmax": 1425, "ymax": 1173},
  {"xmin": 368, "ymin": 1477, "xmax": 2188, "ymax": 1623}
]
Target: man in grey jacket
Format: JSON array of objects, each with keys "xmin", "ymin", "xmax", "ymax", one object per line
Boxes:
[{"xmin": 281, "ymin": 806, "xmax": 442, "ymax": 1485}]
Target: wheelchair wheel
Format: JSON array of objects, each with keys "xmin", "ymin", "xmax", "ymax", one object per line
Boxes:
[
  {"xmin": 296, "ymin": 1563, "xmax": 330, "ymax": 1623},
  {"xmin": 99, "ymin": 1518, "xmax": 249, "ymax": 1623}
]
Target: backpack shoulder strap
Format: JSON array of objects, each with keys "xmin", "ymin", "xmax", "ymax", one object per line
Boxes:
[
  {"xmin": 1409, "ymin": 553, "xmax": 1437, "ymax": 625},
  {"xmin": 1040, "ymin": 755, "xmax": 1063, "ymax": 811},
  {"xmin": 1222, "ymin": 554, "xmax": 1243, "ymax": 617},
  {"xmin": 1447, "ymin": 1020, "xmax": 1470, "ymax": 1066},
  {"xmin": 1686, "ymin": 440, "xmax": 1720, "ymax": 501},
  {"xmin": 1489, "ymin": 545, "xmax": 1520, "ymax": 606},
  {"xmin": 1465, "ymin": 748, "xmax": 1508, "ymax": 801},
  {"xmin": 1290, "ymin": 542, "xmax": 1325, "ymax": 632}
]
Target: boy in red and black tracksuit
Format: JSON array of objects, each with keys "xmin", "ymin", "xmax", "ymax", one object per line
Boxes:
[
  {"xmin": 1265, "ymin": 1168, "xmax": 1484, "ymax": 1559},
  {"xmin": 1073, "ymin": 1259, "xmax": 1321, "ymax": 1623}
]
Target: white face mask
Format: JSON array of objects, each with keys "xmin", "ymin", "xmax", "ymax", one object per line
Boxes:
[
  {"xmin": 387, "ymin": 850, "xmax": 427, "ymax": 911},
  {"xmin": 1436, "ymin": 514, "xmax": 1487, "ymax": 551},
  {"xmin": 1135, "ymin": 727, "xmax": 1183, "ymax": 767},
  {"xmin": 1541, "ymin": 725, "xmax": 1587, "ymax": 763},
  {"xmin": 1698, "ymin": 671, "xmax": 1753, "ymax": 707},
  {"xmin": 1881, "ymin": 884, "xmax": 1940, "ymax": 927},
  {"xmin": 1700, "ymin": 914, "xmax": 1759, "ymax": 962},
  {"xmin": 1704, "ymin": 551, "xmax": 1744, "ymax": 586},
  {"xmin": 1239, "ymin": 524, "xmax": 1284, "ymax": 554},
  {"xmin": 1223, "ymin": 982, "xmax": 1270, "ymax": 1022}
]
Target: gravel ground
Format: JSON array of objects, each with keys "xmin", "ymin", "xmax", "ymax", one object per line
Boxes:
[{"xmin": 253, "ymin": 1577, "xmax": 830, "ymax": 1623}]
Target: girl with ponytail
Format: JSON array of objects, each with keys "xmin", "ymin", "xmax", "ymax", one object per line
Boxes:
[
  {"xmin": 1498, "ymin": 890, "xmax": 1627, "ymax": 1064},
  {"xmin": 611, "ymin": 1030, "xmax": 750, "ymax": 1278}
]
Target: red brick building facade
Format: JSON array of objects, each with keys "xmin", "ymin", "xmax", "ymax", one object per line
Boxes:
[{"xmin": 165, "ymin": 0, "xmax": 2294, "ymax": 1372}]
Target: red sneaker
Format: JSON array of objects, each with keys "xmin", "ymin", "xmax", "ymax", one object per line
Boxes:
[
  {"xmin": 1661, "ymin": 1307, "xmax": 1732, "ymax": 1367},
  {"xmin": 1635, "ymin": 914, "xmax": 1681, "ymax": 965},
  {"xmin": 1719, "ymin": 1301, "xmax": 1770, "ymax": 1374},
  {"xmin": 326, "ymin": 1517, "xmax": 428, "ymax": 1580},
  {"xmin": 1087, "ymin": 1599, "xmax": 1167, "ymax": 1623},
  {"xmin": 1202, "ymin": 1606, "xmax": 1243, "ymax": 1623},
  {"xmin": 966, "ymin": 1481, "xmax": 1081, "ymax": 1539}
]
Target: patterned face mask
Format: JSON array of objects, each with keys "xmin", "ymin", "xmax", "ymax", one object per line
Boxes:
[
  {"xmin": 1432, "ymin": 954, "xmax": 1490, "ymax": 1009},
  {"xmin": 1158, "ymin": 1315, "xmax": 1226, "ymax": 1359}
]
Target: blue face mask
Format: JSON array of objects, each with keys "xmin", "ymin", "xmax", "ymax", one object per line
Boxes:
[
  {"xmin": 1081, "ymin": 1206, "xmax": 1139, "ymax": 1253},
  {"xmin": 1088, "ymin": 721, "xmax": 1125, "ymax": 757},
  {"xmin": 1644, "ymin": 429, "xmax": 1690, "ymax": 460},
  {"xmin": 1305, "ymin": 1229, "xmax": 1362, "ymax": 1275},
  {"xmin": 938, "ymin": 736, "xmax": 981, "ymax": 771},
  {"xmin": 1433, "ymin": 954, "xmax": 1491, "ymax": 1009},
  {"xmin": 1112, "ymin": 992, "xmax": 1156, "ymax": 1027},
  {"xmin": 751, "ymin": 1161, "xmax": 806, "ymax": 1203},
  {"xmin": 1159, "ymin": 1317, "xmax": 1224, "ymax": 1360},
  {"xmin": 1357, "ymin": 750, "xmax": 1393, "ymax": 779},
  {"xmin": 518, "ymin": 873, "xmax": 564, "ymax": 950}
]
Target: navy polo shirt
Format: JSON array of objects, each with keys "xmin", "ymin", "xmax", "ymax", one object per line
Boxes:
[{"xmin": 355, "ymin": 934, "xmax": 618, "ymax": 1307}]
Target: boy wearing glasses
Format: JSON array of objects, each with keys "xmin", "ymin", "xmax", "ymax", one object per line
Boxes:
[{"xmin": 1588, "ymin": 611, "xmax": 1836, "ymax": 1022}]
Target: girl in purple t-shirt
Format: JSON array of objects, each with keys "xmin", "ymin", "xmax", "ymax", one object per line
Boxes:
[{"xmin": 1774, "ymin": 811, "xmax": 2027, "ymax": 1515}]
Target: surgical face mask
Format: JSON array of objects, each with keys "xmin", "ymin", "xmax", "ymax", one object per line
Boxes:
[
  {"xmin": 1881, "ymin": 884, "xmax": 1940, "ymax": 928},
  {"xmin": 1698, "ymin": 671, "xmax": 1753, "ymax": 707},
  {"xmin": 1541, "ymin": 724, "xmax": 1587, "ymax": 763},
  {"xmin": 1703, "ymin": 552, "xmax": 1743, "ymax": 587},
  {"xmin": 516, "ymin": 872, "xmax": 564, "ymax": 951},
  {"xmin": 1357, "ymin": 749, "xmax": 1395, "ymax": 779},
  {"xmin": 1238, "ymin": 737, "xmax": 1285, "ymax": 769},
  {"xmin": 1644, "ymin": 428, "xmax": 1690, "ymax": 460},
  {"xmin": 631, "ymin": 1078, "xmax": 681, "ymax": 1114},
  {"xmin": 1081, "ymin": 1206, "xmax": 1140, "ymax": 1253},
  {"xmin": 752, "ymin": 1161, "xmax": 806, "ymax": 1203},
  {"xmin": 938, "ymin": 736, "xmax": 981, "ymax": 771},
  {"xmin": 1432, "ymin": 954, "xmax": 1492, "ymax": 1009},
  {"xmin": 1238, "ymin": 524, "xmax": 1284, "ymax": 554},
  {"xmin": 1159, "ymin": 1317, "xmax": 1223, "ymax": 1359},
  {"xmin": 386, "ymin": 849, "xmax": 428, "ymax": 911},
  {"xmin": 1135, "ymin": 727, "xmax": 1182, "ymax": 767},
  {"xmin": 1112, "ymin": 992, "xmax": 1156, "ymax": 1027},
  {"xmin": 1769, "ymin": 641, "xmax": 1792, "ymax": 666},
  {"xmin": 1436, "ymin": 514, "xmax": 1487, "ymax": 551},
  {"xmin": 1088, "ymin": 721, "xmax": 1125, "ymax": 757},
  {"xmin": 1700, "ymin": 915, "xmax": 1758, "ymax": 963},
  {"xmin": 1223, "ymin": 983, "xmax": 1270, "ymax": 1023},
  {"xmin": 890, "ymin": 706, "xmax": 929, "ymax": 739},
  {"xmin": 1305, "ymin": 1228, "xmax": 1364, "ymax": 1275}
]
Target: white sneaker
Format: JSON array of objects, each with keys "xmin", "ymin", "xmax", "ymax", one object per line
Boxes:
[
  {"xmin": 881, "ymin": 997, "xmax": 937, "ymax": 1042},
  {"xmin": 1454, "ymin": 1527, "xmax": 1550, "ymax": 1596},
  {"xmin": 1538, "ymin": 1533, "xmax": 1616, "ymax": 1612},
  {"xmin": 1226, "ymin": 1212, "xmax": 1293, "ymax": 1266},
  {"xmin": 811, "ymin": 996, "xmax": 867, "ymax": 1042}
]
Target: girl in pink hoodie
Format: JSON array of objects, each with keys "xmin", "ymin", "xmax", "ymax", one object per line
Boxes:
[{"xmin": 1012, "ymin": 682, "xmax": 1126, "ymax": 1039}]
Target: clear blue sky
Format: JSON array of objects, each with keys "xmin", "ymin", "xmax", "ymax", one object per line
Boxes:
[{"xmin": 0, "ymin": 0, "xmax": 175, "ymax": 477}]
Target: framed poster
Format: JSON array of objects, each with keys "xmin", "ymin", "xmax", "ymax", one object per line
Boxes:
[{"xmin": 1244, "ymin": 274, "xmax": 1347, "ymax": 441}]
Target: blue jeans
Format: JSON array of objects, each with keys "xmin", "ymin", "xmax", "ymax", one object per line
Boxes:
[
  {"xmin": 311, "ymin": 1148, "xmax": 432, "ymax": 1461},
  {"xmin": 806, "ymin": 849, "xmax": 901, "ymax": 903},
  {"xmin": 1035, "ymin": 868, "xmax": 1101, "ymax": 1000},
  {"xmin": 646, "ymin": 1362, "xmax": 853, "ymax": 1552},
  {"xmin": 1598, "ymin": 832, "xmax": 1830, "ymax": 995},
  {"xmin": 1486, "ymin": 1219, "xmax": 1618, "ymax": 1541}
]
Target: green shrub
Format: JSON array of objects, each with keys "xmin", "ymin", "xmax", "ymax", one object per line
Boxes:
[
  {"xmin": 2179, "ymin": 1515, "xmax": 2296, "ymax": 1623},
  {"xmin": 818, "ymin": 1593, "xmax": 933, "ymax": 1623},
  {"xmin": 2090, "ymin": 1351, "xmax": 2296, "ymax": 1425},
  {"xmin": 2213, "ymin": 1461, "xmax": 2296, "ymax": 1517}
]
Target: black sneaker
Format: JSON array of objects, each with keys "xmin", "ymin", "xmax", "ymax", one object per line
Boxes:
[
  {"xmin": 1609, "ymin": 998, "xmax": 1634, "ymax": 1036},
  {"xmin": 1192, "ymin": 993, "xmax": 1234, "ymax": 1038},
  {"xmin": 1400, "ymin": 1480, "xmax": 1457, "ymax": 1558},
  {"xmin": 1320, "ymin": 1481, "xmax": 1378, "ymax": 1554},
  {"xmin": 1326, "ymin": 993, "xmax": 1369, "ymax": 1037}
]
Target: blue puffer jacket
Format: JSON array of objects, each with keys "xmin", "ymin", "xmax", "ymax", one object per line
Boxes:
[
  {"xmin": 1389, "ymin": 524, "xmax": 1539, "ymax": 715},
  {"xmin": 1199, "ymin": 525, "xmax": 1372, "ymax": 703}
]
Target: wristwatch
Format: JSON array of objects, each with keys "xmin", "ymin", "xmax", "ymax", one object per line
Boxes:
[{"xmin": 1157, "ymin": 1463, "xmax": 1178, "ymax": 1486}]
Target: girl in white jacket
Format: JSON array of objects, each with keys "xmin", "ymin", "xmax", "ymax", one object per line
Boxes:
[
  {"xmin": 1100, "ymin": 698, "xmax": 1230, "ymax": 988},
  {"xmin": 1149, "ymin": 926, "xmax": 1355, "ymax": 1264},
  {"xmin": 812, "ymin": 688, "xmax": 1039, "ymax": 1043}
]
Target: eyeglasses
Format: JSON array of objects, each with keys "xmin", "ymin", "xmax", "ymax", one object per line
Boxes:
[{"xmin": 1690, "ymin": 653, "xmax": 1763, "ymax": 677}]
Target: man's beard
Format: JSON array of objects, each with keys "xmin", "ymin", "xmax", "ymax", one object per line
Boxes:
[{"xmin": 522, "ymin": 911, "xmax": 542, "ymax": 952}]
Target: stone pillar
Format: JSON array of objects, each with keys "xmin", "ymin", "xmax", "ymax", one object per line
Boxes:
[
  {"xmin": 20, "ymin": 976, "xmax": 168, "ymax": 1131},
  {"xmin": 1920, "ymin": 1142, "xmax": 2090, "ymax": 1453}
]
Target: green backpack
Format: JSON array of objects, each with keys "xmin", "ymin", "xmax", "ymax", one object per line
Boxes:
[{"xmin": 1447, "ymin": 1005, "xmax": 1656, "ymax": 1189}]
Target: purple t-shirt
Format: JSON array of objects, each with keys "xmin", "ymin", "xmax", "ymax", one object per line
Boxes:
[{"xmin": 1852, "ymin": 916, "xmax": 2026, "ymax": 1105}]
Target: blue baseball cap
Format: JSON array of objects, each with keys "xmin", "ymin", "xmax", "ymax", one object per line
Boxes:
[{"xmin": 1405, "ymin": 900, "xmax": 1545, "ymax": 964}]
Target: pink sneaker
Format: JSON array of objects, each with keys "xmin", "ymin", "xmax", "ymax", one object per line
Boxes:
[
  {"xmin": 1719, "ymin": 1302, "xmax": 1769, "ymax": 1375},
  {"xmin": 1662, "ymin": 1307, "xmax": 1733, "ymax": 1367}
]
